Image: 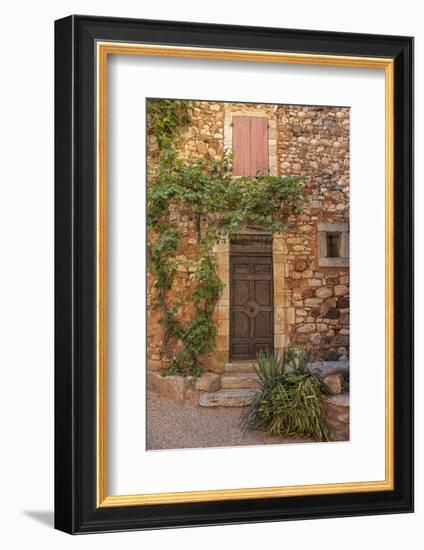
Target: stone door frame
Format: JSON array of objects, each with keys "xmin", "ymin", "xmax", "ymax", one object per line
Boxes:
[{"xmin": 213, "ymin": 233, "xmax": 287, "ymax": 370}]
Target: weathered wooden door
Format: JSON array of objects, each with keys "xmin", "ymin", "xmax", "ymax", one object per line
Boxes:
[{"xmin": 230, "ymin": 254, "xmax": 274, "ymax": 360}]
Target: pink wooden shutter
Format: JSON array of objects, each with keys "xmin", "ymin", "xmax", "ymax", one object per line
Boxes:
[
  {"xmin": 232, "ymin": 116, "xmax": 251, "ymax": 176},
  {"xmin": 232, "ymin": 116, "xmax": 269, "ymax": 176},
  {"xmin": 250, "ymin": 117, "xmax": 268, "ymax": 176}
]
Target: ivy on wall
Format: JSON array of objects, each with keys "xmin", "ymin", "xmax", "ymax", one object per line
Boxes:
[{"xmin": 147, "ymin": 99, "xmax": 306, "ymax": 376}]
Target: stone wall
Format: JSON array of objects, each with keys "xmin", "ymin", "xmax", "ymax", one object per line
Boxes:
[
  {"xmin": 276, "ymin": 105, "xmax": 350, "ymax": 356},
  {"xmin": 323, "ymin": 394, "xmax": 350, "ymax": 441},
  {"xmin": 147, "ymin": 101, "xmax": 350, "ymax": 370}
]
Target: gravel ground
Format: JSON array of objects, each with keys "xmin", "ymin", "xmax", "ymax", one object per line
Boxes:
[{"xmin": 147, "ymin": 392, "xmax": 309, "ymax": 450}]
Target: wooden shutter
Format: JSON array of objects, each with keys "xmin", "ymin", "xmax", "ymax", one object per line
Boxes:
[{"xmin": 232, "ymin": 116, "xmax": 269, "ymax": 176}]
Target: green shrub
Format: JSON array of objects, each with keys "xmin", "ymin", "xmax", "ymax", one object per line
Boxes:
[{"xmin": 241, "ymin": 350, "xmax": 331, "ymax": 442}]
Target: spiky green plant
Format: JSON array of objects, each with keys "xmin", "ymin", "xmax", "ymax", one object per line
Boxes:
[
  {"xmin": 240, "ymin": 351, "xmax": 285, "ymax": 430},
  {"xmin": 241, "ymin": 349, "xmax": 331, "ymax": 442}
]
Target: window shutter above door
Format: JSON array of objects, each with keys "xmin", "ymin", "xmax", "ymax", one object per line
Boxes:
[
  {"xmin": 250, "ymin": 117, "xmax": 269, "ymax": 176},
  {"xmin": 232, "ymin": 116, "xmax": 269, "ymax": 176}
]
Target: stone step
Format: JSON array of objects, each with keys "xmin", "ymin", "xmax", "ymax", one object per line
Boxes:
[
  {"xmin": 224, "ymin": 361, "xmax": 258, "ymax": 374},
  {"xmin": 220, "ymin": 373, "xmax": 259, "ymax": 389},
  {"xmin": 198, "ymin": 388, "xmax": 256, "ymax": 408}
]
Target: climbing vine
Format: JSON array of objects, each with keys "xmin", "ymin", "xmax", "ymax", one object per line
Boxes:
[
  {"xmin": 146, "ymin": 99, "xmax": 192, "ymax": 150},
  {"xmin": 147, "ymin": 99, "xmax": 306, "ymax": 376}
]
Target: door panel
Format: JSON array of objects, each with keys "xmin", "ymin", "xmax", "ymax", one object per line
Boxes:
[
  {"xmin": 230, "ymin": 254, "xmax": 274, "ymax": 360},
  {"xmin": 233, "ymin": 311, "xmax": 250, "ymax": 338},
  {"xmin": 254, "ymin": 280, "xmax": 271, "ymax": 306},
  {"xmin": 254, "ymin": 311, "xmax": 272, "ymax": 338},
  {"xmin": 233, "ymin": 280, "xmax": 250, "ymax": 306}
]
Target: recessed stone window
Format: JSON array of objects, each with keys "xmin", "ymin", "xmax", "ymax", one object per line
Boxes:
[{"xmin": 317, "ymin": 222, "xmax": 349, "ymax": 267}]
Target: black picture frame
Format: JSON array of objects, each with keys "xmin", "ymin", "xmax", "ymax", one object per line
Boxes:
[{"xmin": 55, "ymin": 15, "xmax": 414, "ymax": 534}]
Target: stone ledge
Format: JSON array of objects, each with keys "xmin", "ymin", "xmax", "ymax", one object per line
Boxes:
[
  {"xmin": 317, "ymin": 222, "xmax": 348, "ymax": 233},
  {"xmin": 147, "ymin": 372, "xmax": 198, "ymax": 404},
  {"xmin": 199, "ymin": 388, "xmax": 255, "ymax": 408},
  {"xmin": 220, "ymin": 373, "xmax": 259, "ymax": 389},
  {"xmin": 309, "ymin": 361, "xmax": 349, "ymax": 377},
  {"xmin": 318, "ymin": 257, "xmax": 349, "ymax": 268}
]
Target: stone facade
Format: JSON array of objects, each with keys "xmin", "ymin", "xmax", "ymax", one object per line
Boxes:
[
  {"xmin": 276, "ymin": 105, "xmax": 350, "ymax": 356},
  {"xmin": 147, "ymin": 101, "xmax": 350, "ymax": 371}
]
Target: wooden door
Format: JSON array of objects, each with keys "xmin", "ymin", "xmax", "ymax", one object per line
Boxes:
[{"xmin": 230, "ymin": 254, "xmax": 274, "ymax": 360}]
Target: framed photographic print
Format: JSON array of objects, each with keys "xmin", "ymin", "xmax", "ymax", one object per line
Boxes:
[{"xmin": 54, "ymin": 15, "xmax": 414, "ymax": 533}]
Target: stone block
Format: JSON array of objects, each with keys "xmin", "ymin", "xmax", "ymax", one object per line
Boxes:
[
  {"xmin": 326, "ymin": 308, "xmax": 340, "ymax": 319},
  {"xmin": 317, "ymin": 222, "xmax": 348, "ymax": 233},
  {"xmin": 216, "ymin": 252, "xmax": 229, "ymax": 267},
  {"xmin": 274, "ymin": 292, "xmax": 285, "ymax": 308},
  {"xmin": 293, "ymin": 259, "xmax": 308, "ymax": 272},
  {"xmin": 217, "ymin": 306, "xmax": 230, "ymax": 320},
  {"xmin": 340, "ymin": 231, "xmax": 349, "ymax": 258},
  {"xmin": 275, "ymin": 307, "xmax": 285, "ymax": 322},
  {"xmin": 302, "ymin": 288, "xmax": 314, "ymax": 299},
  {"xmin": 274, "ymin": 333, "xmax": 287, "ymax": 350},
  {"xmin": 206, "ymin": 351, "xmax": 227, "ymax": 373},
  {"xmin": 337, "ymin": 296, "xmax": 349, "ymax": 309},
  {"xmin": 325, "ymin": 297, "xmax": 337, "ymax": 308},
  {"xmin": 273, "ymin": 253, "xmax": 284, "ymax": 265},
  {"xmin": 305, "ymin": 298, "xmax": 323, "ymax": 308},
  {"xmin": 216, "ymin": 265, "xmax": 229, "ymax": 280},
  {"xmin": 296, "ymin": 323, "xmax": 315, "ymax": 334},
  {"xmin": 148, "ymin": 359, "xmax": 162, "ymax": 371},
  {"xmin": 195, "ymin": 372, "xmax": 220, "ymax": 392},
  {"xmin": 217, "ymin": 318, "xmax": 229, "ymax": 336},
  {"xmin": 273, "ymin": 263, "xmax": 284, "ymax": 279},
  {"xmin": 217, "ymin": 335, "xmax": 229, "ymax": 351},
  {"xmin": 334, "ymin": 284, "xmax": 348, "ymax": 296},
  {"xmin": 317, "ymin": 231, "xmax": 327, "ymax": 258},
  {"xmin": 147, "ymin": 372, "xmax": 190, "ymax": 402},
  {"xmin": 286, "ymin": 307, "xmax": 295, "ymax": 324},
  {"xmin": 310, "ymin": 332, "xmax": 322, "ymax": 345},
  {"xmin": 273, "ymin": 238, "xmax": 285, "ymax": 253},
  {"xmin": 221, "ymin": 283, "xmax": 229, "ymax": 300},
  {"xmin": 323, "ymin": 374, "xmax": 342, "ymax": 394},
  {"xmin": 318, "ymin": 257, "xmax": 349, "ymax": 268},
  {"xmin": 316, "ymin": 287, "xmax": 333, "ymax": 299}
]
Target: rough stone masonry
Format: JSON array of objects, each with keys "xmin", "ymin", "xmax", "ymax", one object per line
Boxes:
[{"xmin": 147, "ymin": 101, "xmax": 350, "ymax": 373}]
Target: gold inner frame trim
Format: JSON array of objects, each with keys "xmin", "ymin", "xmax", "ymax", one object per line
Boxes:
[{"xmin": 96, "ymin": 41, "xmax": 395, "ymax": 508}]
